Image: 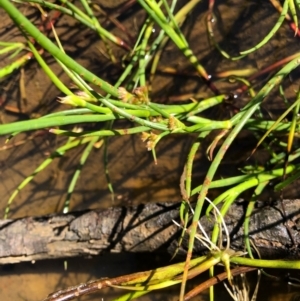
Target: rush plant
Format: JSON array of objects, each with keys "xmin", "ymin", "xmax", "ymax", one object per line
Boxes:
[{"xmin": 0, "ymin": 0, "xmax": 300, "ymax": 300}]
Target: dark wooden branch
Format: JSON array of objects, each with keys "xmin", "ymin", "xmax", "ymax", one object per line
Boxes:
[{"xmin": 0, "ymin": 199, "xmax": 299, "ymax": 264}]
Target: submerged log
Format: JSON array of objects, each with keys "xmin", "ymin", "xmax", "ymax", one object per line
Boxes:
[{"xmin": 0, "ymin": 199, "xmax": 299, "ymax": 264}]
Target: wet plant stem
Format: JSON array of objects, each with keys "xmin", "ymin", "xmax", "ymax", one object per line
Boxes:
[
  {"xmin": 180, "ymin": 54, "xmax": 300, "ymax": 301},
  {"xmin": 230, "ymin": 257, "xmax": 300, "ymax": 269}
]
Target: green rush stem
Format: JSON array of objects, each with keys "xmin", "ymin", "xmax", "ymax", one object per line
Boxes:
[
  {"xmin": 178, "ymin": 132, "xmax": 209, "ymax": 262},
  {"xmin": 70, "ymin": 97, "xmax": 200, "ymax": 115},
  {"xmin": 63, "ymin": 136, "xmax": 101, "ymax": 213},
  {"xmin": 148, "ymin": 103, "xmax": 171, "ymax": 118},
  {"xmin": 79, "ymin": 0, "xmax": 116, "ymax": 61},
  {"xmin": 209, "ymin": 166, "xmax": 296, "ymax": 245},
  {"xmin": 185, "ymin": 142, "xmax": 201, "ymax": 200},
  {"xmin": 51, "ymin": 27, "xmax": 97, "ymax": 97},
  {"xmin": 177, "ymin": 253, "xmax": 221, "ymax": 281},
  {"xmin": 27, "ymin": 41, "xmax": 73, "ymax": 96},
  {"xmin": 205, "ymin": 163, "xmax": 296, "ymax": 217},
  {"xmin": 206, "ymin": 180, "xmax": 255, "ymax": 217},
  {"xmin": 104, "ymin": 123, "xmax": 115, "ymax": 203},
  {"xmin": 114, "ymin": 53, "xmax": 137, "ymax": 88},
  {"xmin": 287, "ymin": 92, "xmax": 300, "ymax": 152},
  {"xmin": 181, "ymin": 55, "xmax": 300, "ymax": 299},
  {"xmin": 117, "ymin": 254, "xmax": 220, "ymax": 291},
  {"xmin": 113, "ymin": 16, "xmax": 151, "ymax": 89},
  {"xmin": 137, "ymin": 0, "xmax": 218, "ymax": 94},
  {"xmin": 205, "ymin": 165, "xmax": 297, "ymax": 216},
  {"xmin": 185, "ymin": 133, "xmax": 209, "ymax": 199},
  {"xmin": 240, "ymin": 0, "xmax": 289, "ymax": 55},
  {"xmin": 0, "ymin": 41, "xmax": 24, "ymax": 55},
  {"xmin": 268, "ymin": 151, "xmax": 288, "ymax": 166},
  {"xmin": 188, "ymin": 116, "xmax": 300, "ymax": 133},
  {"xmin": 18, "ymin": 0, "xmax": 107, "ymax": 38},
  {"xmin": 179, "ymin": 252, "xmax": 222, "ymax": 301},
  {"xmin": 0, "ymin": 52, "xmax": 30, "ymax": 79},
  {"xmin": 149, "ymin": 0, "xmax": 180, "ymax": 86},
  {"xmin": 206, "ymin": 6, "xmax": 245, "ymax": 61},
  {"xmin": 137, "ymin": 19, "xmax": 153, "ymax": 88},
  {"xmin": 0, "ymin": 96, "xmax": 232, "ymax": 136},
  {"xmin": 50, "ymin": 126, "xmax": 151, "ymax": 137},
  {"xmin": 152, "ymin": 130, "xmax": 170, "ymax": 149},
  {"xmin": 244, "ymin": 182, "xmax": 268, "ymax": 258},
  {"xmin": 58, "ymin": 0, "xmax": 129, "ymax": 50},
  {"xmin": 275, "ymin": 168, "xmax": 300, "ymax": 191},
  {"xmin": 0, "ymin": 0, "xmax": 121, "ymax": 97},
  {"xmin": 208, "ymin": 166, "xmax": 293, "ymax": 248},
  {"xmin": 279, "ymin": 84, "xmax": 290, "ymax": 106},
  {"xmin": 186, "ymin": 95, "xmax": 225, "ymax": 117},
  {"xmin": 210, "ymin": 193, "xmax": 250, "ymax": 247},
  {"xmin": 2, "ymin": 99, "xmax": 196, "ymax": 135},
  {"xmin": 4, "ymin": 137, "xmax": 93, "ymax": 218},
  {"xmin": 161, "ymin": 0, "xmax": 187, "ymax": 46},
  {"xmin": 250, "ymin": 95, "xmax": 300, "ymax": 151},
  {"xmin": 156, "ymin": 99, "xmax": 220, "ymax": 115},
  {"xmin": 230, "ymin": 257, "xmax": 300, "ymax": 269},
  {"xmin": 96, "ymin": 98, "xmax": 169, "ymax": 131},
  {"xmin": 33, "ymin": 43, "xmax": 217, "ymax": 129},
  {"xmin": 191, "ymin": 174, "xmax": 253, "ymax": 195},
  {"xmin": 42, "ymin": 109, "xmax": 94, "ymax": 117},
  {"xmin": 109, "ymin": 97, "xmax": 222, "ymax": 118},
  {"xmin": 288, "ymin": 0, "xmax": 298, "ymax": 32},
  {"xmin": 109, "ymin": 100, "xmax": 148, "ymax": 111},
  {"xmin": 119, "ymin": 16, "xmax": 152, "ymax": 92},
  {"xmin": 186, "ymin": 119, "xmax": 232, "ymax": 132},
  {"xmin": 0, "ymin": 114, "xmax": 116, "ymax": 135}
]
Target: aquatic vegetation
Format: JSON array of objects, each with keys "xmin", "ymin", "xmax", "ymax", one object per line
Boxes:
[{"xmin": 0, "ymin": 0, "xmax": 300, "ymax": 300}]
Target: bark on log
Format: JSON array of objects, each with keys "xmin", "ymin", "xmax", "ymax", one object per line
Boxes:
[{"xmin": 0, "ymin": 199, "xmax": 299, "ymax": 264}]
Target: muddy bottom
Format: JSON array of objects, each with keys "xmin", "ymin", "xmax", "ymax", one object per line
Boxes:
[{"xmin": 1, "ymin": 0, "xmax": 300, "ymax": 300}]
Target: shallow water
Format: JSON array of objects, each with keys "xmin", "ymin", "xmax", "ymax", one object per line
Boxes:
[
  {"xmin": 1, "ymin": 0, "xmax": 300, "ymax": 300},
  {"xmin": 1, "ymin": 255, "xmax": 300, "ymax": 301}
]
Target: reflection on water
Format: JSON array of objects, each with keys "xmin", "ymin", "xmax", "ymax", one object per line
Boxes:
[{"xmin": 1, "ymin": 254, "xmax": 299, "ymax": 301}]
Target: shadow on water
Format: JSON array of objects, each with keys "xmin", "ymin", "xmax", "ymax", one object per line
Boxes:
[
  {"xmin": 1, "ymin": 0, "xmax": 300, "ymax": 300},
  {"xmin": 1, "ymin": 254, "xmax": 299, "ymax": 301}
]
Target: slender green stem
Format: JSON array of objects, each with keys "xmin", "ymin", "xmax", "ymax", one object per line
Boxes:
[
  {"xmin": 240, "ymin": 0, "xmax": 289, "ymax": 55},
  {"xmin": 63, "ymin": 136, "xmax": 101, "ymax": 213},
  {"xmin": 0, "ymin": 115, "xmax": 117, "ymax": 135},
  {"xmin": 5, "ymin": 137, "xmax": 94, "ymax": 218},
  {"xmin": 138, "ymin": 0, "xmax": 213, "ymax": 88},
  {"xmin": 50, "ymin": 126, "xmax": 151, "ymax": 137},
  {"xmin": 181, "ymin": 54, "xmax": 300, "ymax": 299},
  {"xmin": 244, "ymin": 182, "xmax": 268, "ymax": 258},
  {"xmin": 230, "ymin": 257, "xmax": 300, "ymax": 269}
]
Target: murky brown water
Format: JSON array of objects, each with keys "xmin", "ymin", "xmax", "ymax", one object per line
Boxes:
[
  {"xmin": 1, "ymin": 256, "xmax": 299, "ymax": 301},
  {"xmin": 1, "ymin": 0, "xmax": 300, "ymax": 300}
]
